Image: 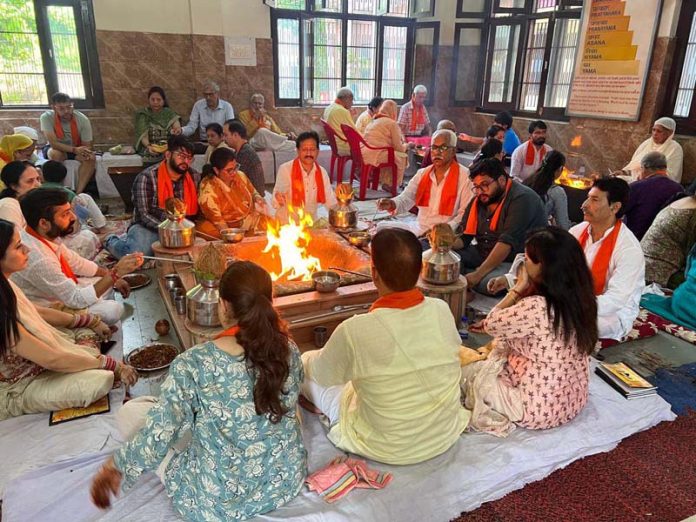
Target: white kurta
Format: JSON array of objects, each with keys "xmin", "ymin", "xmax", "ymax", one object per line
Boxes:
[
  {"xmin": 623, "ymin": 137, "xmax": 683, "ymax": 183},
  {"xmin": 509, "ymin": 142, "xmax": 553, "ymax": 182},
  {"xmin": 273, "ymin": 160, "xmax": 337, "ymax": 220},
  {"xmin": 302, "ymin": 297, "xmax": 470, "ymax": 465},
  {"xmin": 569, "ymin": 222, "xmax": 645, "ymax": 340},
  {"xmin": 391, "ymin": 162, "xmax": 474, "ymax": 236}
]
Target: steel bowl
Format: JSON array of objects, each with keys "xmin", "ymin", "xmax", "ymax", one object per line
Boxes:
[
  {"xmin": 348, "ymin": 231, "xmax": 371, "ymax": 248},
  {"xmin": 312, "ymin": 270, "xmax": 341, "ymax": 293},
  {"xmin": 220, "ymin": 228, "xmax": 245, "ymax": 243}
]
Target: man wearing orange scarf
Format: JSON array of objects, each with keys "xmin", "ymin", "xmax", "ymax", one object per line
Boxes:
[
  {"xmin": 397, "ymin": 85, "xmax": 431, "ymax": 138},
  {"xmin": 301, "ymin": 228, "xmax": 469, "ymax": 465},
  {"xmin": 40, "ymin": 92, "xmax": 96, "ymax": 194},
  {"xmin": 273, "ymin": 131, "xmax": 337, "ymax": 221},
  {"xmin": 570, "ymin": 177, "xmax": 644, "ymax": 340},
  {"xmin": 105, "ymin": 136, "xmax": 200, "ymax": 259},
  {"xmin": 509, "ymin": 120, "xmax": 552, "ymax": 182},
  {"xmin": 377, "ymin": 129, "xmax": 474, "ymax": 240},
  {"xmin": 238, "ymin": 93, "xmax": 296, "ymax": 152},
  {"xmin": 13, "ymin": 188, "xmax": 143, "ymax": 325},
  {"xmin": 455, "ymin": 158, "xmax": 546, "ymax": 294}
]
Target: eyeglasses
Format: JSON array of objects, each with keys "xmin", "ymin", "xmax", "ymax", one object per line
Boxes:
[
  {"xmin": 472, "ymin": 179, "xmax": 496, "ymax": 193},
  {"xmin": 221, "ymin": 164, "xmax": 239, "ymax": 175},
  {"xmin": 173, "ymin": 151, "xmax": 193, "ymax": 161},
  {"xmin": 430, "ymin": 145, "xmax": 453, "ymax": 153}
]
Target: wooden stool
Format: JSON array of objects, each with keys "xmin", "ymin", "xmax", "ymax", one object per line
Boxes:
[{"xmin": 418, "ymin": 275, "xmax": 467, "ymax": 329}]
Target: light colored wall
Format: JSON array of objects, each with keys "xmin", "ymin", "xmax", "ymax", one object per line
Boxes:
[{"xmin": 93, "ymin": 0, "xmax": 270, "ymax": 37}]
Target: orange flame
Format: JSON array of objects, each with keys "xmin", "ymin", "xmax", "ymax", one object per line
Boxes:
[
  {"xmin": 556, "ymin": 167, "xmax": 593, "ymax": 190},
  {"xmin": 570, "ymin": 135, "xmax": 582, "ymax": 148},
  {"xmin": 263, "ymin": 207, "xmax": 321, "ymax": 281}
]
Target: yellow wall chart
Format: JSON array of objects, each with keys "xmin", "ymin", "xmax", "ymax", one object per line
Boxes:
[{"xmin": 566, "ymin": 0, "xmax": 662, "ymax": 120}]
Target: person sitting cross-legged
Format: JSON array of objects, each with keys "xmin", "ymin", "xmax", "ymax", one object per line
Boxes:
[
  {"xmin": 301, "ymin": 228, "xmax": 470, "ymax": 465},
  {"xmin": 12, "ymin": 188, "xmax": 143, "ymax": 325},
  {"xmin": 509, "ymin": 120, "xmax": 552, "ymax": 182},
  {"xmin": 273, "ymin": 131, "xmax": 337, "ymax": 222},
  {"xmin": 104, "ymin": 135, "xmax": 200, "ymax": 259},
  {"xmin": 238, "ymin": 93, "xmax": 296, "ymax": 152},
  {"xmin": 0, "ymin": 218, "xmax": 138, "ymax": 420},
  {"xmin": 460, "ymin": 227, "xmax": 597, "ymax": 436},
  {"xmin": 90, "ymin": 260, "xmax": 307, "ymax": 521},
  {"xmin": 377, "ymin": 129, "xmax": 474, "ymax": 239},
  {"xmin": 454, "ymin": 158, "xmax": 547, "ymax": 295}
]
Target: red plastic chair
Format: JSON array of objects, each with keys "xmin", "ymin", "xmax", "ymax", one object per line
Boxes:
[
  {"xmin": 320, "ymin": 119, "xmax": 351, "ymax": 184},
  {"xmin": 341, "ymin": 124, "xmax": 398, "ymax": 200}
]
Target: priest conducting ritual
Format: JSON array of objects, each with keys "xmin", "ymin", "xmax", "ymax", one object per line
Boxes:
[{"xmin": 2, "ymin": 1, "xmax": 695, "ymax": 519}]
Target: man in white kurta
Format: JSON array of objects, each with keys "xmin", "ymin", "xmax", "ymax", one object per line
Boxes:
[
  {"xmin": 569, "ymin": 177, "xmax": 645, "ymax": 341},
  {"xmin": 273, "ymin": 131, "xmax": 337, "ymax": 221},
  {"xmin": 10, "ymin": 188, "xmax": 142, "ymax": 325},
  {"xmin": 378, "ymin": 129, "xmax": 474, "ymax": 237},
  {"xmin": 618, "ymin": 117, "xmax": 683, "ymax": 183},
  {"xmin": 509, "ymin": 120, "xmax": 552, "ymax": 182},
  {"xmin": 301, "ymin": 228, "xmax": 470, "ymax": 465}
]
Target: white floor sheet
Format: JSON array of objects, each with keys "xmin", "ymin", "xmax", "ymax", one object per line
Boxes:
[{"xmin": 2, "ymin": 361, "xmax": 675, "ymax": 522}]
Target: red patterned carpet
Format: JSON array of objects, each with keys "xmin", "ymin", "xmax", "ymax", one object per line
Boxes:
[{"xmin": 454, "ymin": 412, "xmax": 696, "ymax": 522}]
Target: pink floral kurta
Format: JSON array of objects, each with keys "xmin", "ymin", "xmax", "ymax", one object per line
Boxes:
[{"xmin": 483, "ymin": 295, "xmax": 589, "ymax": 430}]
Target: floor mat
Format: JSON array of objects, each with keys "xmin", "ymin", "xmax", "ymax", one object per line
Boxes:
[
  {"xmin": 455, "ymin": 411, "xmax": 696, "ymax": 522},
  {"xmin": 649, "ymin": 362, "xmax": 696, "ymax": 415},
  {"xmin": 2, "ymin": 361, "xmax": 674, "ymax": 522}
]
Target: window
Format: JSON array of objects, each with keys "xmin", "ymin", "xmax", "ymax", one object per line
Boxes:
[
  {"xmin": 0, "ymin": 0, "xmax": 103, "ymax": 109},
  {"xmin": 665, "ymin": 0, "xmax": 696, "ymax": 134},
  {"xmin": 474, "ymin": 0, "xmax": 581, "ymax": 118},
  {"xmin": 271, "ymin": 1, "xmax": 416, "ymax": 106}
]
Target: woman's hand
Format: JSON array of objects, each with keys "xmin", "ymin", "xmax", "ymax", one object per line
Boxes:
[
  {"xmin": 274, "ymin": 192, "xmax": 287, "ymax": 207},
  {"xmin": 91, "ymin": 320, "xmax": 112, "ymax": 341},
  {"xmin": 91, "ymin": 457, "xmax": 122, "ymax": 509},
  {"xmin": 512, "ymin": 264, "xmax": 531, "ymax": 296},
  {"xmin": 468, "ymin": 320, "xmax": 486, "ymax": 333},
  {"xmin": 171, "ymin": 122, "xmax": 182, "ymax": 136},
  {"xmin": 115, "ymin": 363, "xmax": 139, "ymax": 386}
]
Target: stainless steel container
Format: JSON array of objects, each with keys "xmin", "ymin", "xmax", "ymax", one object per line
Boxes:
[
  {"xmin": 158, "ymin": 212, "xmax": 195, "ymax": 249},
  {"xmin": 186, "ymin": 278, "xmax": 221, "ymax": 326},
  {"xmin": 329, "ymin": 195, "xmax": 358, "ymax": 230},
  {"xmin": 421, "ymin": 247, "xmax": 461, "ymax": 285}
]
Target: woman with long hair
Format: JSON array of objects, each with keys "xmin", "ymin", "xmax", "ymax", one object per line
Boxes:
[
  {"xmin": 134, "ymin": 86, "xmax": 182, "ymax": 161},
  {"xmin": 196, "ymin": 147, "xmax": 269, "ymax": 238},
  {"xmin": 461, "ymin": 227, "xmax": 597, "ymax": 435},
  {"xmin": 0, "ymin": 219, "xmax": 137, "ymax": 420},
  {"xmin": 91, "ymin": 260, "xmax": 307, "ymax": 521},
  {"xmin": 524, "ymin": 150, "xmax": 571, "ymax": 229}
]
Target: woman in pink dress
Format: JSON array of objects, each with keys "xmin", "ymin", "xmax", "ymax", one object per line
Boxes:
[{"xmin": 461, "ymin": 227, "xmax": 598, "ymax": 436}]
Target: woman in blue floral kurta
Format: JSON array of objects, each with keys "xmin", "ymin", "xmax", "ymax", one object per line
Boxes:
[{"xmin": 91, "ymin": 261, "xmax": 307, "ymax": 521}]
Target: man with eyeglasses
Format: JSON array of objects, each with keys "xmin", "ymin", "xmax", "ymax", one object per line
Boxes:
[
  {"xmin": 398, "ymin": 84, "xmax": 431, "ymax": 138},
  {"xmin": 238, "ymin": 93, "xmax": 296, "ymax": 152},
  {"xmin": 182, "ymin": 80, "xmax": 235, "ymax": 151},
  {"xmin": 40, "ymin": 92, "xmax": 96, "ymax": 194},
  {"xmin": 104, "ymin": 135, "xmax": 200, "ymax": 258},
  {"xmin": 377, "ymin": 129, "xmax": 474, "ymax": 240},
  {"xmin": 273, "ymin": 130, "xmax": 337, "ymax": 222},
  {"xmin": 454, "ymin": 158, "xmax": 546, "ymax": 295}
]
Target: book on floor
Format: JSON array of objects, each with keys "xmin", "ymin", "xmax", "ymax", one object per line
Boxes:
[
  {"xmin": 595, "ymin": 362, "xmax": 657, "ymax": 399},
  {"xmin": 49, "ymin": 395, "xmax": 111, "ymax": 426}
]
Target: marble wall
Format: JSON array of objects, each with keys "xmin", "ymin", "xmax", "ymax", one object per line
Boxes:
[{"xmin": 1, "ymin": 30, "xmax": 693, "ymax": 184}]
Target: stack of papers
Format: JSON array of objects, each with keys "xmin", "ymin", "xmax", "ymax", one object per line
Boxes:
[{"xmin": 595, "ymin": 362, "xmax": 657, "ymax": 399}]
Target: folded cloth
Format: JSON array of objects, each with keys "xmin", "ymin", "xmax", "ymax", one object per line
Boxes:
[{"xmin": 306, "ymin": 456, "xmax": 393, "ymax": 503}]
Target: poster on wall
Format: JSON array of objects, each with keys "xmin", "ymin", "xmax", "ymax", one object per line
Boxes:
[
  {"xmin": 225, "ymin": 37, "xmax": 257, "ymax": 66},
  {"xmin": 566, "ymin": 0, "xmax": 662, "ymax": 121}
]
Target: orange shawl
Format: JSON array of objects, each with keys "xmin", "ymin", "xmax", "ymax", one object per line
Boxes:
[
  {"xmin": 415, "ymin": 162, "xmax": 460, "ymax": 216},
  {"xmin": 53, "ymin": 113, "xmax": 82, "ymax": 147},
  {"xmin": 409, "ymin": 96, "xmax": 426, "ymax": 133},
  {"xmin": 463, "ymin": 178, "xmax": 513, "ymax": 235},
  {"xmin": 26, "ymin": 227, "xmax": 78, "ymax": 283},
  {"xmin": 215, "ymin": 325, "xmax": 240, "ymax": 339},
  {"xmin": 156, "ymin": 161, "xmax": 198, "ymax": 215},
  {"xmin": 578, "ymin": 221, "xmax": 622, "ymax": 296},
  {"xmin": 369, "ymin": 288, "xmax": 425, "ymax": 312},
  {"xmin": 291, "ymin": 158, "xmax": 326, "ymax": 208},
  {"xmin": 524, "ymin": 140, "xmax": 545, "ymax": 166}
]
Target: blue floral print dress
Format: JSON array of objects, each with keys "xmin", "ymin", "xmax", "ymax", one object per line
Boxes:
[{"xmin": 113, "ymin": 341, "xmax": 307, "ymax": 521}]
